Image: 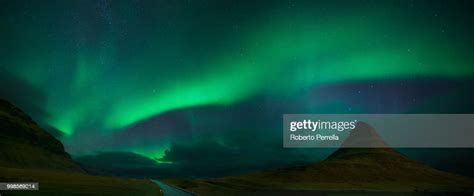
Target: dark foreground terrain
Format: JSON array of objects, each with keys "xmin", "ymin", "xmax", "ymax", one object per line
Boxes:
[{"xmin": 0, "ymin": 167, "xmax": 161, "ymax": 196}]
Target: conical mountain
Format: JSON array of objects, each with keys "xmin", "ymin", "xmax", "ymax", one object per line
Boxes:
[
  {"xmin": 167, "ymin": 122, "xmax": 474, "ymax": 194},
  {"xmin": 339, "ymin": 121, "xmax": 389, "ymax": 148}
]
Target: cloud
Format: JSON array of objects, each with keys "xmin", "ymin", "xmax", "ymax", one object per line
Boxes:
[{"xmin": 158, "ymin": 135, "xmax": 315, "ymax": 178}]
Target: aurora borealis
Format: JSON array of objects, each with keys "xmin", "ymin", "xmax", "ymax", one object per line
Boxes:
[{"xmin": 1, "ymin": 0, "xmax": 473, "ymax": 177}]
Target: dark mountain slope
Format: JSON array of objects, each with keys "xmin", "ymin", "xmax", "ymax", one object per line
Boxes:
[
  {"xmin": 0, "ymin": 99, "xmax": 162, "ymax": 195},
  {"xmin": 0, "ymin": 99, "xmax": 81, "ymax": 171}
]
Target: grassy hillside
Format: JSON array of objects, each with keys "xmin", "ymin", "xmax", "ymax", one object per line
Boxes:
[
  {"xmin": 0, "ymin": 99, "xmax": 81, "ymax": 171},
  {"xmin": 0, "ymin": 99, "xmax": 162, "ymax": 195}
]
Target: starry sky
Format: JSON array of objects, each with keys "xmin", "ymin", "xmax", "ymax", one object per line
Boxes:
[{"xmin": 1, "ymin": 0, "xmax": 473, "ymax": 177}]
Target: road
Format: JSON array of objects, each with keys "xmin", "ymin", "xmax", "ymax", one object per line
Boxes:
[{"xmin": 151, "ymin": 180, "xmax": 194, "ymax": 196}]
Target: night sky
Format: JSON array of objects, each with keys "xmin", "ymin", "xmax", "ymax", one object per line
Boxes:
[{"xmin": 1, "ymin": 0, "xmax": 473, "ymax": 177}]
